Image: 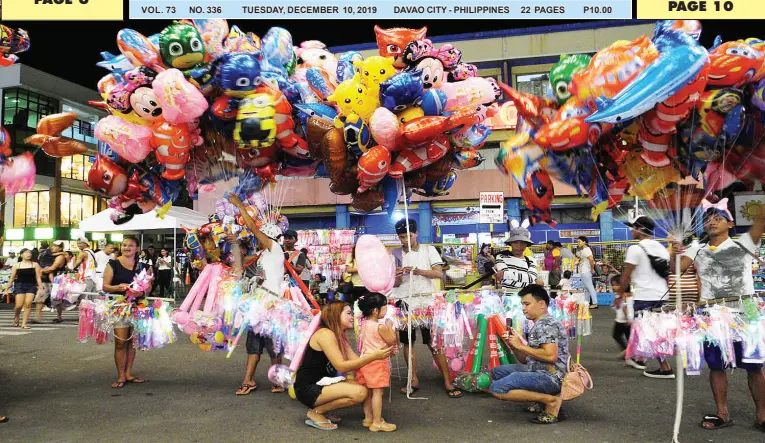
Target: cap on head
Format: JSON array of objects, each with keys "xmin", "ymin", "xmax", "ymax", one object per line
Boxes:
[
  {"xmin": 52, "ymin": 240, "xmax": 65, "ymax": 248},
  {"xmin": 261, "ymin": 223, "xmax": 284, "ymax": 241},
  {"xmin": 395, "ymin": 219, "xmax": 417, "ymax": 235},
  {"xmin": 282, "ymin": 229, "xmax": 298, "ymax": 239},
  {"xmin": 77, "ymin": 237, "xmax": 89, "ymax": 245},
  {"xmin": 627, "ymin": 216, "xmax": 656, "ymax": 235}
]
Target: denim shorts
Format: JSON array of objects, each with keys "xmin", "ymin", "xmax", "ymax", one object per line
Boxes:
[
  {"xmin": 14, "ymin": 282, "xmax": 37, "ymax": 295},
  {"xmin": 489, "ymin": 363, "xmax": 562, "ymax": 395}
]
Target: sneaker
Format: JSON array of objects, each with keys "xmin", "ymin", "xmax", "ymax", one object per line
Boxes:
[
  {"xmin": 626, "ymin": 359, "xmax": 646, "ymax": 370},
  {"xmin": 65, "ymin": 305, "xmax": 77, "ymax": 311},
  {"xmin": 643, "ymin": 369, "xmax": 675, "ymax": 379}
]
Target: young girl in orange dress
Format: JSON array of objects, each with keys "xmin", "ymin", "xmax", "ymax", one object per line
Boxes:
[{"xmin": 357, "ymin": 293, "xmax": 399, "ymax": 432}]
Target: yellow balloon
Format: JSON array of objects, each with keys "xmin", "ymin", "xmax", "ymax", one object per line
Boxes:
[
  {"xmin": 288, "ymin": 385, "xmax": 296, "ymax": 400},
  {"xmin": 200, "ymin": 343, "xmax": 212, "ymax": 351},
  {"xmin": 191, "ymin": 335, "xmax": 201, "ymax": 344},
  {"xmin": 214, "ymin": 331, "xmax": 225, "ymax": 344}
]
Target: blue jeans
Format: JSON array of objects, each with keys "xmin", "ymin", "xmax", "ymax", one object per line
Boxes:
[
  {"xmin": 489, "ymin": 364, "xmax": 562, "ymax": 395},
  {"xmin": 581, "ymin": 272, "xmax": 598, "ymax": 305}
]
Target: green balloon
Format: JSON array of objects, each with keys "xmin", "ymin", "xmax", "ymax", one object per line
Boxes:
[
  {"xmin": 159, "ymin": 22, "xmax": 206, "ymax": 70},
  {"xmin": 549, "ymin": 54, "xmax": 592, "ymax": 105},
  {"xmin": 477, "ymin": 372, "xmax": 491, "ymax": 390}
]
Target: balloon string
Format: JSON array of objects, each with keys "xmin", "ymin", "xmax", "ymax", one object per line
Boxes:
[{"xmin": 402, "ymin": 178, "xmax": 427, "ymax": 401}]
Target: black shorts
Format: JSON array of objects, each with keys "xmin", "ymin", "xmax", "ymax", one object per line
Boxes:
[
  {"xmin": 399, "ymin": 326, "xmax": 431, "ymax": 346},
  {"xmin": 14, "ymin": 283, "xmax": 37, "ymax": 295},
  {"xmin": 295, "ymin": 384, "xmax": 323, "ymax": 408},
  {"xmin": 245, "ymin": 331, "xmax": 279, "ymax": 357}
]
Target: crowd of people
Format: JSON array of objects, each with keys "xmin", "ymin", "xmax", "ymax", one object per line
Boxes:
[{"xmin": 4, "ymin": 195, "xmax": 765, "ymax": 435}]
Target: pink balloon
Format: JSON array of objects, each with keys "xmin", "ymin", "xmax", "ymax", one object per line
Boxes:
[
  {"xmin": 369, "ymin": 107, "xmax": 403, "ymax": 151},
  {"xmin": 173, "ymin": 310, "xmax": 189, "ymax": 326},
  {"xmin": 439, "ymin": 77, "xmax": 500, "ymax": 111},
  {"xmin": 449, "ymin": 357, "xmax": 465, "ymax": 372},
  {"xmin": 289, "ymin": 314, "xmax": 323, "ymax": 372},
  {"xmin": 153, "ymin": 69, "xmax": 208, "ymax": 124},
  {"xmin": 355, "ymin": 235, "xmax": 395, "ymax": 294},
  {"xmin": 0, "ymin": 153, "xmax": 36, "ymax": 196},
  {"xmin": 183, "ymin": 321, "xmax": 199, "ymax": 335},
  {"xmin": 95, "ymin": 116, "xmax": 152, "ymax": 163}
]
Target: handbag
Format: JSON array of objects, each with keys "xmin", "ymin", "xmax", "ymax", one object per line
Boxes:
[{"xmin": 560, "ymin": 356, "xmax": 593, "ymax": 401}]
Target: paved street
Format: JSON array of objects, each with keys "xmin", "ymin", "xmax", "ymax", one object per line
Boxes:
[{"xmin": 0, "ymin": 303, "xmax": 762, "ymax": 442}]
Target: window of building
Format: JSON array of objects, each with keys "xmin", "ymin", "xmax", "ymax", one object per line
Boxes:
[
  {"xmin": 61, "ymin": 192, "xmax": 97, "ymax": 227},
  {"xmin": 61, "ymin": 154, "xmax": 94, "ymax": 181},
  {"xmin": 60, "ymin": 119, "xmax": 97, "ymax": 145},
  {"xmin": 516, "ymin": 73, "xmax": 550, "ymax": 98},
  {"xmin": 2, "ymin": 88, "xmax": 59, "ymax": 129},
  {"xmin": 12, "ymin": 191, "xmax": 50, "ymax": 228}
]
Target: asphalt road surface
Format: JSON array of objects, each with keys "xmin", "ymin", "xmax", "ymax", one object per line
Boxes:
[{"xmin": 1, "ymin": 304, "xmax": 763, "ymax": 442}]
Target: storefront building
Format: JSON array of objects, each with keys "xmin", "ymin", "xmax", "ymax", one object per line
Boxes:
[
  {"xmin": 196, "ymin": 20, "xmax": 652, "ymax": 246},
  {"xmin": 0, "ymin": 64, "xmax": 113, "ymax": 254}
]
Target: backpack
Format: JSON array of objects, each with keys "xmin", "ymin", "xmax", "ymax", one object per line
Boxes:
[{"xmin": 638, "ymin": 244, "xmax": 670, "ymax": 279}]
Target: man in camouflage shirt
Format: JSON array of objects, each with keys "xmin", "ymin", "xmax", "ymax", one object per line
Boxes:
[{"xmin": 489, "ymin": 284, "xmax": 569, "ymax": 424}]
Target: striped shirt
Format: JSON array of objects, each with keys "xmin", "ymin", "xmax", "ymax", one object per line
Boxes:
[
  {"xmin": 495, "ymin": 253, "xmax": 538, "ymax": 290},
  {"xmin": 667, "ymin": 263, "xmax": 700, "ymax": 305}
]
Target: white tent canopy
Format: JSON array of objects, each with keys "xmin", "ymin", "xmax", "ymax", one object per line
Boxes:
[{"xmin": 78, "ymin": 206, "xmax": 209, "ymax": 233}]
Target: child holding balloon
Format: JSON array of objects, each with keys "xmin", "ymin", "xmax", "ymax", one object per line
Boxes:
[{"xmin": 357, "ymin": 293, "xmax": 398, "ymax": 432}]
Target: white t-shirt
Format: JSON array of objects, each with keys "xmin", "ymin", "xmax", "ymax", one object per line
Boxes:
[
  {"xmin": 257, "ymin": 240, "xmax": 285, "ymax": 295},
  {"xmin": 391, "ymin": 244, "xmax": 444, "ymax": 297},
  {"xmin": 560, "ymin": 278, "xmax": 572, "ymax": 291},
  {"xmin": 157, "ymin": 256, "xmax": 172, "ymax": 270},
  {"xmin": 495, "ymin": 253, "xmax": 538, "ymax": 290},
  {"xmin": 684, "ymin": 233, "xmax": 759, "ymax": 300},
  {"xmin": 80, "ymin": 249, "xmax": 97, "ymax": 280},
  {"xmin": 578, "ymin": 247, "xmax": 593, "ymax": 274},
  {"xmin": 624, "ymin": 239, "xmax": 670, "ymax": 301},
  {"xmin": 5, "ymin": 257, "xmax": 18, "ymax": 267},
  {"xmin": 94, "ymin": 251, "xmax": 115, "ymax": 274},
  {"xmin": 614, "ymin": 296, "xmax": 635, "ymax": 323}
]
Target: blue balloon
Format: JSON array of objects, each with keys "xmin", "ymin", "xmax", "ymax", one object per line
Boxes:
[
  {"xmin": 215, "ymin": 53, "xmax": 262, "ymax": 97},
  {"xmin": 381, "ymin": 176, "xmax": 402, "ymax": 217},
  {"xmin": 98, "ymin": 140, "xmax": 121, "ymax": 163},
  {"xmin": 336, "ymin": 51, "xmax": 362, "ymax": 83},
  {"xmin": 421, "ymin": 88, "xmax": 447, "ymax": 116},
  {"xmin": 587, "ymin": 29, "xmax": 709, "ymax": 124},
  {"xmin": 379, "ymin": 71, "xmax": 424, "ymax": 112}
]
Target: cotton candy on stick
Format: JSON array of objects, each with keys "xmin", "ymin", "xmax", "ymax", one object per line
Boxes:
[{"xmin": 203, "ymin": 264, "xmax": 222, "ymax": 314}]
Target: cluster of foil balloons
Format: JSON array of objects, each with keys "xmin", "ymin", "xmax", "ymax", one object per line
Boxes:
[
  {"xmin": 496, "ymin": 20, "xmax": 765, "ymax": 224},
  {"xmin": 88, "ymin": 21, "xmax": 501, "ymax": 218}
]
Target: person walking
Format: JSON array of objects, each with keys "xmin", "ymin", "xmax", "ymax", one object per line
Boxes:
[
  {"xmin": 4, "ymin": 248, "xmax": 44, "ymax": 329},
  {"xmin": 618, "ymin": 217, "xmax": 673, "ymax": 378},
  {"xmin": 674, "ymin": 199, "xmax": 765, "ymax": 431},
  {"xmin": 102, "ymin": 236, "xmax": 150, "ymax": 388},
  {"xmin": 34, "ymin": 241, "xmax": 67, "ymax": 324},
  {"xmin": 576, "ymin": 236, "xmax": 598, "ymax": 309}
]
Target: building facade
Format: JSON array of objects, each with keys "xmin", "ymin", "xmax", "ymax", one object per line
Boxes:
[{"xmin": 0, "ymin": 64, "xmax": 112, "ymax": 254}]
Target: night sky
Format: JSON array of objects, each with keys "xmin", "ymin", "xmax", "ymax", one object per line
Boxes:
[{"xmin": 3, "ymin": 13, "xmax": 764, "ymax": 90}]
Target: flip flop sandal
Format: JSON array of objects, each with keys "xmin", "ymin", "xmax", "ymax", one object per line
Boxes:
[
  {"xmin": 304, "ymin": 419, "xmax": 337, "ymax": 430},
  {"xmin": 524, "ymin": 403, "xmax": 544, "ymax": 413},
  {"xmin": 446, "ymin": 388, "xmax": 463, "ymax": 398},
  {"xmin": 531, "ymin": 412, "xmax": 559, "ymax": 424},
  {"xmin": 700, "ymin": 414, "xmax": 734, "ymax": 430},
  {"xmin": 326, "ymin": 415, "xmax": 343, "ymax": 424},
  {"xmin": 126, "ymin": 378, "xmax": 146, "ymax": 383},
  {"xmin": 236, "ymin": 384, "xmax": 256, "ymax": 395},
  {"xmin": 271, "ymin": 385, "xmax": 285, "ymax": 393},
  {"xmin": 52, "ymin": 319, "xmax": 64, "ymax": 324},
  {"xmin": 400, "ymin": 385, "xmax": 420, "ymax": 395},
  {"xmin": 0, "ymin": 416, "xmax": 9, "ymax": 423},
  {"xmin": 20, "ymin": 326, "xmax": 30, "ymax": 329},
  {"xmin": 112, "ymin": 381, "xmax": 126, "ymax": 389},
  {"xmin": 12, "ymin": 321, "xmax": 19, "ymax": 327}
]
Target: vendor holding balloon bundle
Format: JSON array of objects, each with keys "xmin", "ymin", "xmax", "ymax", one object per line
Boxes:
[
  {"xmin": 227, "ymin": 193, "xmax": 286, "ymax": 396},
  {"xmin": 391, "ymin": 219, "xmax": 462, "ymax": 399},
  {"xmin": 102, "ymin": 235, "xmax": 149, "ymax": 389}
]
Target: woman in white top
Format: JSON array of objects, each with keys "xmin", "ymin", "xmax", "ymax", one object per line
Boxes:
[
  {"xmin": 576, "ymin": 236, "xmax": 598, "ymax": 309},
  {"xmin": 156, "ymin": 248, "xmax": 173, "ymax": 298}
]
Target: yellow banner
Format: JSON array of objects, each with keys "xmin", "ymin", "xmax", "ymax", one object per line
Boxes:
[
  {"xmin": 638, "ymin": 0, "xmax": 765, "ymax": 19},
  {"xmin": 3, "ymin": 0, "xmax": 123, "ymax": 20}
]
